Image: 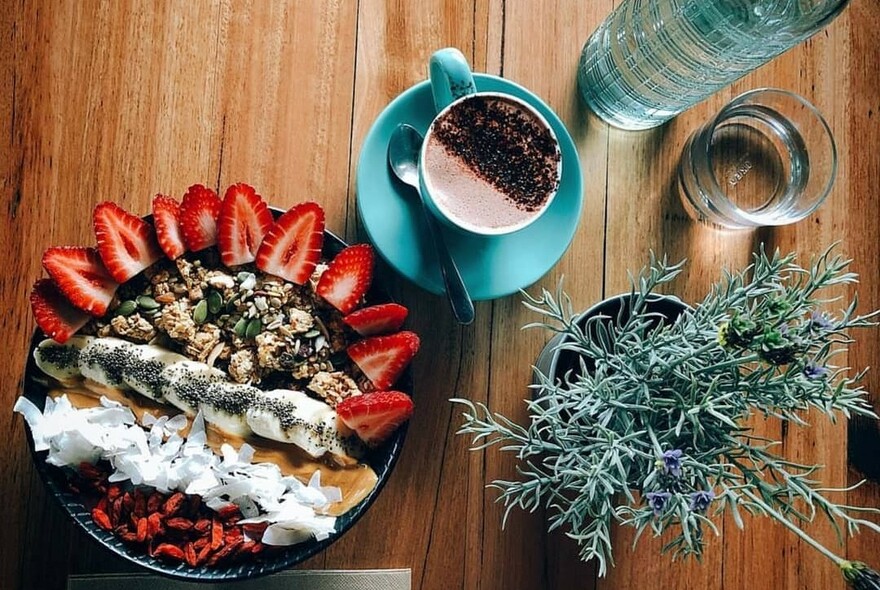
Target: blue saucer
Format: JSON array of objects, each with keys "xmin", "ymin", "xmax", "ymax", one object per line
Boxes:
[{"xmin": 356, "ymin": 74, "xmax": 583, "ymax": 301}]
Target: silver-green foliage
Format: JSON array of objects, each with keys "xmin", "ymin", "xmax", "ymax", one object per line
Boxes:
[{"xmin": 453, "ymin": 247, "xmax": 880, "ymax": 579}]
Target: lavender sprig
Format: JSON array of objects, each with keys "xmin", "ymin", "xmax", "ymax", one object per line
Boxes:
[{"xmin": 453, "ymin": 245, "xmax": 880, "ymax": 580}]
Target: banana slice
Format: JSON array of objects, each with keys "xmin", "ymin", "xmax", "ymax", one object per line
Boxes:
[
  {"xmin": 33, "ymin": 336, "xmax": 94, "ymax": 381},
  {"xmin": 246, "ymin": 390, "xmax": 362, "ymax": 460},
  {"xmin": 160, "ymin": 360, "xmax": 227, "ymax": 416},
  {"xmin": 78, "ymin": 337, "xmax": 139, "ymax": 388},
  {"xmin": 198, "ymin": 382, "xmax": 258, "ymax": 438},
  {"xmin": 120, "ymin": 346, "xmax": 188, "ymax": 402}
]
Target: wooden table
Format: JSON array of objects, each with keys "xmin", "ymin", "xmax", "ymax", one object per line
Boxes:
[{"xmin": 2, "ymin": 2, "xmax": 879, "ymax": 589}]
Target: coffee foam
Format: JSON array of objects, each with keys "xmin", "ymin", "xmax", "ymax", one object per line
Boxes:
[
  {"xmin": 424, "ymin": 142, "xmax": 539, "ymax": 230},
  {"xmin": 423, "ymin": 95, "xmax": 560, "ymax": 231}
]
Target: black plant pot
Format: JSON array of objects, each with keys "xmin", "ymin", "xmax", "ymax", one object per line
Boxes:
[{"xmin": 533, "ymin": 293, "xmax": 691, "ymax": 389}]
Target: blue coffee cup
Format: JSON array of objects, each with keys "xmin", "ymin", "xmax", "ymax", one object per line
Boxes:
[{"xmin": 419, "ymin": 48, "xmax": 562, "ymax": 237}]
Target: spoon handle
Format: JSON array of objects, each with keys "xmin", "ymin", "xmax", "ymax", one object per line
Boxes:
[{"xmin": 417, "ymin": 189, "xmax": 475, "ymax": 325}]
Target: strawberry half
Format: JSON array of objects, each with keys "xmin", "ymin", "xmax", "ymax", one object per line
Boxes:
[
  {"xmin": 217, "ymin": 183, "xmax": 274, "ymax": 266},
  {"xmin": 42, "ymin": 246, "xmax": 118, "ymax": 316},
  {"xmin": 347, "ymin": 331, "xmax": 420, "ymax": 390},
  {"xmin": 152, "ymin": 194, "xmax": 186, "ymax": 260},
  {"xmin": 30, "ymin": 279, "xmax": 90, "ymax": 343},
  {"xmin": 343, "ymin": 303, "xmax": 408, "ymax": 336},
  {"xmin": 93, "ymin": 202, "xmax": 163, "ymax": 283},
  {"xmin": 179, "ymin": 184, "xmax": 222, "ymax": 251},
  {"xmin": 336, "ymin": 391, "xmax": 414, "ymax": 446},
  {"xmin": 316, "ymin": 244, "xmax": 374, "ymax": 314},
  {"xmin": 255, "ymin": 202, "xmax": 325, "ymax": 284}
]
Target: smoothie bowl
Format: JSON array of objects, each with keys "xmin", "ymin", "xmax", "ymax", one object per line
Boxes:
[{"xmin": 16, "ymin": 184, "xmax": 418, "ymax": 580}]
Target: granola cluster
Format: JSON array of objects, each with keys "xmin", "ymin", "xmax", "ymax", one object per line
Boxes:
[{"xmin": 88, "ymin": 251, "xmax": 364, "ymax": 407}]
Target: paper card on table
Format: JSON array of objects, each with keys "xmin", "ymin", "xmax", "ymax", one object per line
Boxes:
[{"xmin": 67, "ymin": 569, "xmax": 411, "ymax": 590}]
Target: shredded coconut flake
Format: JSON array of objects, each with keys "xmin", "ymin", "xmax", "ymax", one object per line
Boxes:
[{"xmin": 14, "ymin": 394, "xmax": 340, "ymax": 546}]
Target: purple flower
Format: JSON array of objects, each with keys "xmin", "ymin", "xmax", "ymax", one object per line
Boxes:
[
  {"xmin": 803, "ymin": 362, "xmax": 829, "ymax": 380},
  {"xmin": 689, "ymin": 490, "xmax": 715, "ymax": 513},
  {"xmin": 811, "ymin": 311, "xmax": 834, "ymax": 331},
  {"xmin": 662, "ymin": 449, "xmax": 684, "ymax": 477},
  {"xmin": 646, "ymin": 491, "xmax": 672, "ymax": 516}
]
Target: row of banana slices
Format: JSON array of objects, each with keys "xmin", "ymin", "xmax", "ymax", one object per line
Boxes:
[{"xmin": 34, "ymin": 336, "xmax": 362, "ymax": 461}]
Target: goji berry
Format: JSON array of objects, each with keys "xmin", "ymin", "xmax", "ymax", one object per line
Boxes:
[
  {"xmin": 136, "ymin": 518, "xmax": 147, "ymax": 543},
  {"xmin": 96, "ymin": 496, "xmax": 109, "ymax": 513},
  {"xmin": 91, "ymin": 508, "xmax": 112, "ymax": 531},
  {"xmin": 210, "ymin": 518, "xmax": 223, "ymax": 550},
  {"xmin": 193, "ymin": 537, "xmax": 209, "ymax": 551},
  {"xmin": 251, "ymin": 542, "xmax": 264, "ymax": 555},
  {"xmin": 224, "ymin": 528, "xmax": 243, "ymax": 544},
  {"xmin": 165, "ymin": 517, "xmax": 194, "ymax": 532},
  {"xmin": 241, "ymin": 521, "xmax": 267, "ymax": 540},
  {"xmin": 184, "ymin": 542, "xmax": 198, "ymax": 567},
  {"xmin": 206, "ymin": 538, "xmax": 242, "ymax": 566},
  {"xmin": 107, "ymin": 485, "xmax": 122, "ymax": 501},
  {"xmin": 153, "ymin": 543, "xmax": 186, "ymax": 562},
  {"xmin": 147, "ymin": 492, "xmax": 164, "ymax": 513},
  {"xmin": 216, "ymin": 504, "xmax": 240, "ymax": 520},
  {"xmin": 146, "ymin": 512, "xmax": 163, "ymax": 539},
  {"xmin": 134, "ymin": 489, "xmax": 146, "ymax": 517},
  {"xmin": 119, "ymin": 531, "xmax": 138, "ymax": 543},
  {"xmin": 122, "ymin": 492, "xmax": 134, "ymax": 512},
  {"xmin": 193, "ymin": 518, "xmax": 211, "ymax": 534},
  {"xmin": 196, "ymin": 542, "xmax": 212, "ymax": 566},
  {"xmin": 110, "ymin": 496, "xmax": 123, "ymax": 526},
  {"xmin": 162, "ymin": 492, "xmax": 186, "ymax": 517}
]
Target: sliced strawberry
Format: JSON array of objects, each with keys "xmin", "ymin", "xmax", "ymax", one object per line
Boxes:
[
  {"xmin": 347, "ymin": 331, "xmax": 419, "ymax": 390},
  {"xmin": 336, "ymin": 391, "xmax": 414, "ymax": 446},
  {"xmin": 152, "ymin": 194, "xmax": 186, "ymax": 260},
  {"xmin": 343, "ymin": 303, "xmax": 408, "ymax": 336},
  {"xmin": 217, "ymin": 183, "xmax": 274, "ymax": 266},
  {"xmin": 179, "ymin": 184, "xmax": 222, "ymax": 251},
  {"xmin": 316, "ymin": 244, "xmax": 374, "ymax": 314},
  {"xmin": 30, "ymin": 279, "xmax": 90, "ymax": 343},
  {"xmin": 93, "ymin": 202, "xmax": 163, "ymax": 283},
  {"xmin": 255, "ymin": 202, "xmax": 325, "ymax": 284},
  {"xmin": 41, "ymin": 246, "xmax": 118, "ymax": 316}
]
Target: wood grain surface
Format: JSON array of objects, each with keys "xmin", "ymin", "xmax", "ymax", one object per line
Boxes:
[{"xmin": 2, "ymin": 1, "xmax": 878, "ymax": 589}]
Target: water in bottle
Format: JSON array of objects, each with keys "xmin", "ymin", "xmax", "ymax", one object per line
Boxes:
[{"xmin": 578, "ymin": 0, "xmax": 850, "ymax": 130}]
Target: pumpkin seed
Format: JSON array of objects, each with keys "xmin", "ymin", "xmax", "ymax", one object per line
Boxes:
[
  {"xmin": 234, "ymin": 317, "xmax": 249, "ymax": 337},
  {"xmin": 245, "ymin": 318, "xmax": 262, "ymax": 338},
  {"xmin": 136, "ymin": 295, "xmax": 160, "ymax": 310},
  {"xmin": 207, "ymin": 290, "xmax": 223, "ymax": 314},
  {"xmin": 304, "ymin": 329, "xmax": 321, "ymax": 338},
  {"xmin": 193, "ymin": 300, "xmax": 209, "ymax": 324},
  {"xmin": 115, "ymin": 300, "xmax": 137, "ymax": 317},
  {"xmin": 226, "ymin": 292, "xmax": 241, "ymax": 312}
]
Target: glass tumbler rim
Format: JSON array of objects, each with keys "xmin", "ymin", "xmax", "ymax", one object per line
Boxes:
[{"xmin": 695, "ymin": 87, "xmax": 838, "ymax": 227}]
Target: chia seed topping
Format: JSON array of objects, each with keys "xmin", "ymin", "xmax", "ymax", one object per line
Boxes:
[
  {"xmin": 36, "ymin": 344, "xmax": 81, "ymax": 369},
  {"xmin": 433, "ymin": 95, "xmax": 561, "ymax": 212}
]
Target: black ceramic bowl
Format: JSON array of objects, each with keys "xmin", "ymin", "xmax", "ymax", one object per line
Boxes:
[{"xmin": 20, "ymin": 222, "xmax": 410, "ymax": 582}]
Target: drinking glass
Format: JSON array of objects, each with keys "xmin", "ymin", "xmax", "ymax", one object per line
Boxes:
[{"xmin": 678, "ymin": 88, "xmax": 837, "ymax": 229}]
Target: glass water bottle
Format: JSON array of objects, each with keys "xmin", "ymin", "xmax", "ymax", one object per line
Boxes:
[{"xmin": 578, "ymin": 0, "xmax": 851, "ymax": 130}]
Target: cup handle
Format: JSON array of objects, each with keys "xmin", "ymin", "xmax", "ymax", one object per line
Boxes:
[{"xmin": 429, "ymin": 48, "xmax": 477, "ymax": 113}]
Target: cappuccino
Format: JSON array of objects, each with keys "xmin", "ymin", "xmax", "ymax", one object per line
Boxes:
[{"xmin": 422, "ymin": 94, "xmax": 561, "ymax": 233}]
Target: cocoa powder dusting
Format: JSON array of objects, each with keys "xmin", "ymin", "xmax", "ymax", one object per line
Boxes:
[{"xmin": 433, "ymin": 96, "xmax": 560, "ymax": 211}]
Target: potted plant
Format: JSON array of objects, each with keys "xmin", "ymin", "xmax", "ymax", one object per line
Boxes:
[{"xmin": 454, "ymin": 247, "xmax": 880, "ymax": 588}]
